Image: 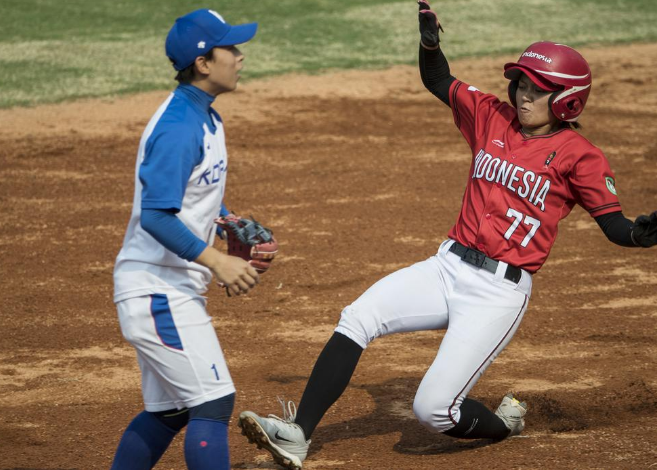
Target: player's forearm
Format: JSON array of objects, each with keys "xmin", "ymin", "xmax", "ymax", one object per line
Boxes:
[
  {"xmin": 141, "ymin": 208, "xmax": 208, "ymax": 261},
  {"xmin": 419, "ymin": 45, "xmax": 455, "ymax": 106},
  {"xmin": 594, "ymin": 211, "xmax": 637, "ymax": 247},
  {"xmin": 194, "ymin": 245, "xmax": 228, "ymax": 271}
]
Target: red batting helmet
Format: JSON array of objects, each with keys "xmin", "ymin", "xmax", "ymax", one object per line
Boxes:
[{"xmin": 504, "ymin": 41, "xmax": 592, "ymax": 122}]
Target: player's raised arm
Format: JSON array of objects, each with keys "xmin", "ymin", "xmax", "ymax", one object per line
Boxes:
[{"xmin": 418, "ymin": 0, "xmax": 455, "ymax": 106}]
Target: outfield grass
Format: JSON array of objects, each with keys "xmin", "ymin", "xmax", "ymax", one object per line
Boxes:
[{"xmin": 1, "ymin": 0, "xmax": 656, "ymax": 107}]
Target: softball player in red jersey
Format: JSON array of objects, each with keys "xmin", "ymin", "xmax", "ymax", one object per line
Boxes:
[{"xmin": 237, "ymin": 2, "xmax": 657, "ymax": 468}]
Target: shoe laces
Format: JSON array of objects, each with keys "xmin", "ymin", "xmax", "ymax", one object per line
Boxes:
[{"xmin": 268, "ymin": 396, "xmax": 298, "ymax": 423}]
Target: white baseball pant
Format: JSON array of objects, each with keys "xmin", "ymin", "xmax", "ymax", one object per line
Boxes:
[
  {"xmin": 335, "ymin": 239, "xmax": 532, "ymax": 432},
  {"xmin": 117, "ymin": 292, "xmax": 235, "ymax": 412}
]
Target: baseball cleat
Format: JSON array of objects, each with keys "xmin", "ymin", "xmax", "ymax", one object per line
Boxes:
[
  {"xmin": 239, "ymin": 400, "xmax": 310, "ymax": 470},
  {"xmin": 495, "ymin": 393, "xmax": 527, "ymax": 437}
]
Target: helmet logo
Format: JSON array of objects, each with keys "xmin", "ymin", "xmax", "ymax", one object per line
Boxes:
[{"xmin": 521, "ymin": 51, "xmax": 553, "ymax": 63}]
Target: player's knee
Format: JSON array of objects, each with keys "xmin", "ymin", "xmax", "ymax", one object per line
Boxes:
[
  {"xmin": 412, "ymin": 395, "xmax": 455, "ymax": 433},
  {"xmin": 334, "ymin": 304, "xmax": 380, "ymax": 349},
  {"xmin": 189, "ymin": 393, "xmax": 235, "ymax": 424},
  {"xmin": 152, "ymin": 408, "xmax": 190, "ymax": 432}
]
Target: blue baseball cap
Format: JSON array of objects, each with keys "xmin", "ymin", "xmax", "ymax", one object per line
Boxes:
[{"xmin": 165, "ymin": 9, "xmax": 258, "ymax": 71}]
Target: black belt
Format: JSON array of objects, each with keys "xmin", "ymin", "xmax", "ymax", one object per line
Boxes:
[{"xmin": 448, "ymin": 242, "xmax": 522, "ymax": 284}]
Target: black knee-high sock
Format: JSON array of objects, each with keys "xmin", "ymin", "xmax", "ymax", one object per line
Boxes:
[
  {"xmin": 443, "ymin": 398, "xmax": 511, "ymax": 440},
  {"xmin": 295, "ymin": 332, "xmax": 363, "ymax": 439}
]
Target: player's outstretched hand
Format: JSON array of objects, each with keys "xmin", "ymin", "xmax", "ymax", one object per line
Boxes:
[
  {"xmin": 418, "ymin": 0, "xmax": 443, "ymax": 50},
  {"xmin": 632, "ymin": 211, "xmax": 657, "ymax": 247}
]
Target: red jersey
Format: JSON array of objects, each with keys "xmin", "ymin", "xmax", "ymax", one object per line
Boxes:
[{"xmin": 447, "ymin": 80, "xmax": 621, "ymax": 272}]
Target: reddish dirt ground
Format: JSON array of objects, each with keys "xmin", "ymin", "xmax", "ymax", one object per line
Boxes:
[{"xmin": 1, "ymin": 43, "xmax": 656, "ymax": 470}]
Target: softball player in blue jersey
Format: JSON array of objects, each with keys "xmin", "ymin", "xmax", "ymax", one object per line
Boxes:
[{"xmin": 111, "ymin": 10, "xmax": 259, "ymax": 470}]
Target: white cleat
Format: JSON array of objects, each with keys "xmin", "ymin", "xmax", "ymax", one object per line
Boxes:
[
  {"xmin": 495, "ymin": 393, "xmax": 528, "ymax": 437},
  {"xmin": 239, "ymin": 400, "xmax": 310, "ymax": 469}
]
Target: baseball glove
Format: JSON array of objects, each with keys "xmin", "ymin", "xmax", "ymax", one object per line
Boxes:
[
  {"xmin": 632, "ymin": 211, "xmax": 657, "ymax": 247},
  {"xmin": 418, "ymin": 0, "xmax": 444, "ymax": 49},
  {"xmin": 215, "ymin": 214, "xmax": 278, "ymax": 273}
]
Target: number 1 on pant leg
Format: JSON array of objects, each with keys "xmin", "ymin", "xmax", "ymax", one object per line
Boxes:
[{"xmin": 211, "ymin": 363, "xmax": 220, "ymax": 380}]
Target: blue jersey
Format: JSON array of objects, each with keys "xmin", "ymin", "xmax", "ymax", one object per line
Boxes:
[{"xmin": 114, "ymin": 84, "xmax": 228, "ymax": 301}]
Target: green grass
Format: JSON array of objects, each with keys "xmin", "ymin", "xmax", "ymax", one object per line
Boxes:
[{"xmin": 1, "ymin": 0, "xmax": 656, "ymax": 108}]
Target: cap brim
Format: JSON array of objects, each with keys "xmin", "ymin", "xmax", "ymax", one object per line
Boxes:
[
  {"xmin": 503, "ymin": 64, "xmax": 561, "ymax": 92},
  {"xmin": 215, "ymin": 22, "xmax": 258, "ymax": 46}
]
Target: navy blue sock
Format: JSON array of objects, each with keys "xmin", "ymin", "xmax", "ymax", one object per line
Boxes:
[
  {"xmin": 110, "ymin": 411, "xmax": 178, "ymax": 470},
  {"xmin": 184, "ymin": 418, "xmax": 230, "ymax": 470}
]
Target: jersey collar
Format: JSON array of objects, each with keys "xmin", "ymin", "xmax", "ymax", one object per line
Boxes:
[
  {"xmin": 176, "ymin": 84, "xmax": 215, "ymax": 112},
  {"xmin": 514, "ymin": 119, "xmax": 570, "ymax": 140},
  {"xmin": 520, "ymin": 128, "xmax": 568, "ymax": 140}
]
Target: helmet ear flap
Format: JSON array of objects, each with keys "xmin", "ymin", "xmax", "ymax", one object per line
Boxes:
[
  {"xmin": 508, "ymin": 80, "xmax": 518, "ymax": 107},
  {"xmin": 550, "ymin": 93, "xmax": 584, "ymax": 121},
  {"xmin": 566, "ymin": 97, "xmax": 583, "ymax": 115}
]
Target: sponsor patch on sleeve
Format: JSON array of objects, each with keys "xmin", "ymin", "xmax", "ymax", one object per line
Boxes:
[{"xmin": 605, "ymin": 176, "xmax": 617, "ymax": 195}]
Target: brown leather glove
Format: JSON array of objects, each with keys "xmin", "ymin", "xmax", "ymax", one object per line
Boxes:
[{"xmin": 215, "ymin": 215, "xmax": 279, "ymax": 273}]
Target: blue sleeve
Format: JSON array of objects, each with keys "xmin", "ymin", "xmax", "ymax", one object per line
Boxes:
[
  {"xmin": 141, "ymin": 208, "xmax": 208, "ymax": 262},
  {"xmin": 139, "ymin": 122, "xmax": 203, "ymax": 212}
]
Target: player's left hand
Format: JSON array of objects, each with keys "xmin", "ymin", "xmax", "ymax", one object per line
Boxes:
[
  {"xmin": 418, "ymin": 0, "xmax": 444, "ymax": 50},
  {"xmin": 632, "ymin": 211, "xmax": 657, "ymax": 247},
  {"xmin": 215, "ymin": 214, "xmax": 279, "ymax": 273}
]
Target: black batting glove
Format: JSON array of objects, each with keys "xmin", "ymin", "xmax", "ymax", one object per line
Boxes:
[
  {"xmin": 631, "ymin": 211, "xmax": 657, "ymax": 247},
  {"xmin": 418, "ymin": 0, "xmax": 444, "ymax": 49}
]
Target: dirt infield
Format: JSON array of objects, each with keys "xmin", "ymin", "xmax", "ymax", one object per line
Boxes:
[{"xmin": 1, "ymin": 43, "xmax": 656, "ymax": 469}]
